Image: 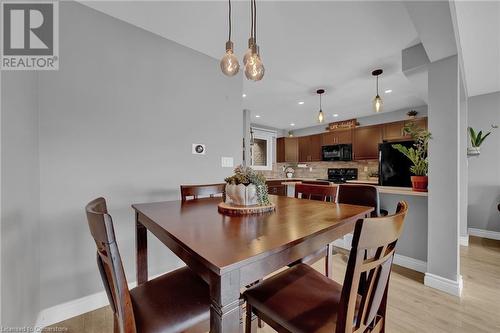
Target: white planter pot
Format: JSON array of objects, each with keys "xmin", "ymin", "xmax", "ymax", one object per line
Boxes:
[
  {"xmin": 467, "ymin": 147, "xmax": 481, "ymax": 156},
  {"xmin": 225, "ymin": 184, "xmax": 258, "ymax": 206}
]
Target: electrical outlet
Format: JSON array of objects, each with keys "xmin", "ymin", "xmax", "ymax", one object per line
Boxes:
[
  {"xmin": 364, "ymin": 166, "xmax": 368, "ymax": 172},
  {"xmin": 221, "ymin": 157, "xmax": 234, "ymax": 168}
]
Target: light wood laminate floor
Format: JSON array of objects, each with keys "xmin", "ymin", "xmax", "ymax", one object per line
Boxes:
[{"xmin": 45, "ymin": 236, "xmax": 500, "ymax": 333}]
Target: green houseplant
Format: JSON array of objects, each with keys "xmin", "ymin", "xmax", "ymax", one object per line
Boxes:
[
  {"xmin": 224, "ymin": 165, "xmax": 270, "ymax": 206},
  {"xmin": 467, "ymin": 126, "xmax": 495, "ymax": 156},
  {"xmin": 392, "ymin": 122, "xmax": 431, "ymax": 192}
]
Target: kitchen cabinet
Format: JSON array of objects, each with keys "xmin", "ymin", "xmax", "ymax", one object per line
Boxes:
[
  {"xmin": 266, "ymin": 180, "xmax": 287, "ymax": 196},
  {"xmin": 310, "ymin": 134, "xmax": 322, "ymax": 161},
  {"xmin": 321, "ymin": 129, "xmax": 352, "ymax": 145},
  {"xmin": 276, "ymin": 137, "xmax": 299, "ymax": 163},
  {"xmin": 383, "ymin": 121, "xmax": 409, "ymax": 141},
  {"xmin": 276, "ymin": 137, "xmax": 286, "ymax": 162},
  {"xmin": 353, "ymin": 125, "xmax": 383, "ymax": 160},
  {"xmin": 382, "ymin": 117, "xmax": 428, "ymax": 141},
  {"xmin": 406, "ymin": 117, "xmax": 427, "ymax": 131},
  {"xmin": 298, "ymin": 134, "xmax": 322, "ymax": 162}
]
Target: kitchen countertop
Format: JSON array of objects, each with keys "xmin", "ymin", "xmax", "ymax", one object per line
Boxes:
[{"xmin": 267, "ymin": 178, "xmax": 428, "ymax": 197}]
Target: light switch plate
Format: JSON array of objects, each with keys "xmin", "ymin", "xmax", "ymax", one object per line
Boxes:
[
  {"xmin": 192, "ymin": 144, "xmax": 206, "ymax": 155},
  {"xmin": 221, "ymin": 157, "xmax": 234, "ymax": 168}
]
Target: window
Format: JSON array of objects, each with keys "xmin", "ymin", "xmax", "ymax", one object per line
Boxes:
[{"xmin": 250, "ymin": 128, "xmax": 275, "ymax": 171}]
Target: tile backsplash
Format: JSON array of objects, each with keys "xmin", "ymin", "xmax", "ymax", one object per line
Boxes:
[{"xmin": 260, "ymin": 160, "xmax": 379, "ymax": 180}]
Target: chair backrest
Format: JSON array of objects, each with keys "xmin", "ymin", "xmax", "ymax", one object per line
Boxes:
[
  {"xmin": 336, "ymin": 201, "xmax": 408, "ymax": 333},
  {"xmin": 180, "ymin": 183, "xmax": 226, "ymax": 201},
  {"xmin": 85, "ymin": 197, "xmax": 136, "ymax": 333},
  {"xmin": 337, "ymin": 184, "xmax": 381, "ymax": 217},
  {"xmin": 294, "ymin": 183, "xmax": 337, "ymax": 202}
]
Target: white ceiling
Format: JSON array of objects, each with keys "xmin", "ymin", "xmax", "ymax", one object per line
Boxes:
[
  {"xmin": 454, "ymin": 0, "xmax": 500, "ymax": 97},
  {"xmin": 81, "ymin": 1, "xmax": 426, "ymax": 130}
]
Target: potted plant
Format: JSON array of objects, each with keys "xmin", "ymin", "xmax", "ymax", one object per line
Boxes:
[
  {"xmin": 392, "ymin": 123, "xmax": 431, "ymax": 192},
  {"xmin": 467, "ymin": 126, "xmax": 496, "ymax": 156},
  {"xmin": 224, "ymin": 165, "xmax": 270, "ymax": 206}
]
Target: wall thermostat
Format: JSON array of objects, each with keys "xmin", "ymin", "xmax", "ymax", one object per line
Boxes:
[{"xmin": 192, "ymin": 144, "xmax": 206, "ymax": 155}]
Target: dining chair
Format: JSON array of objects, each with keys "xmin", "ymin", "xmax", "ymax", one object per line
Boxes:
[
  {"xmin": 244, "ymin": 201, "xmax": 408, "ymax": 333},
  {"xmin": 293, "ymin": 183, "xmax": 338, "ymax": 277},
  {"xmin": 85, "ymin": 197, "xmax": 210, "ymax": 333},
  {"xmin": 337, "ymin": 184, "xmax": 388, "ymax": 217},
  {"xmin": 294, "ymin": 183, "xmax": 337, "ymax": 202},
  {"xmin": 180, "ymin": 183, "xmax": 226, "ymax": 201}
]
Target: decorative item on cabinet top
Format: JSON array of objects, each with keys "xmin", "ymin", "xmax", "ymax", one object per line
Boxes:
[{"xmin": 326, "ymin": 118, "xmax": 358, "ymax": 131}]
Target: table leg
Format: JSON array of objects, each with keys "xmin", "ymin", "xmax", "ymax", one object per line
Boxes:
[
  {"xmin": 135, "ymin": 212, "xmax": 148, "ymax": 285},
  {"xmin": 325, "ymin": 243, "xmax": 333, "ymax": 278},
  {"xmin": 210, "ymin": 270, "xmax": 243, "ymax": 333}
]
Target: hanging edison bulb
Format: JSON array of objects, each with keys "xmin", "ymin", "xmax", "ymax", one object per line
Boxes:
[
  {"xmin": 371, "ymin": 69, "xmax": 384, "ymax": 113},
  {"xmin": 318, "ymin": 109, "xmax": 324, "ymax": 123},
  {"xmin": 373, "ymin": 94, "xmax": 383, "ymax": 113},
  {"xmin": 220, "ymin": 41, "xmax": 239, "ymax": 76},
  {"xmin": 245, "ymin": 45, "xmax": 265, "ymax": 81},
  {"xmin": 243, "ymin": 38, "xmax": 255, "ymax": 66}
]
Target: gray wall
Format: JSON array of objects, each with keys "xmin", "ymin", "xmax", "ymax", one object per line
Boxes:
[
  {"xmin": 288, "ymin": 105, "xmax": 428, "ymax": 137},
  {"xmin": 37, "ymin": 2, "xmax": 243, "ymax": 309},
  {"xmin": 467, "ymin": 91, "xmax": 500, "ymax": 232},
  {"xmin": 1, "ymin": 72, "xmax": 40, "ymax": 325}
]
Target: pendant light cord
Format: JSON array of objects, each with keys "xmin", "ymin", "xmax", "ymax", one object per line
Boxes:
[
  {"xmin": 319, "ymin": 93, "xmax": 322, "ymax": 111},
  {"xmin": 228, "ymin": 0, "xmax": 232, "ymax": 41},
  {"xmin": 253, "ymin": 0, "xmax": 257, "ymax": 43},
  {"xmin": 250, "ymin": 0, "xmax": 254, "ymax": 41}
]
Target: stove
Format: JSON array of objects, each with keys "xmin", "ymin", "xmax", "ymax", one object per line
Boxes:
[{"xmin": 317, "ymin": 168, "xmax": 358, "ymax": 184}]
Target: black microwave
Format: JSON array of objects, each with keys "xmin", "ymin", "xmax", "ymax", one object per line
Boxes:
[{"xmin": 322, "ymin": 144, "xmax": 352, "ymax": 161}]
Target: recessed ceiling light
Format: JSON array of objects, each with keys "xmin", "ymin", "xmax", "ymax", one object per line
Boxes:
[
  {"xmin": 333, "ymin": 114, "xmax": 339, "ymax": 117},
  {"xmin": 384, "ymin": 89, "xmax": 392, "ymax": 94},
  {"xmin": 242, "ymin": 94, "xmax": 247, "ymax": 98},
  {"xmin": 290, "ymin": 123, "xmax": 295, "ymax": 127},
  {"xmin": 255, "ymin": 115, "xmax": 261, "ymax": 118},
  {"xmin": 298, "ymin": 101, "xmax": 304, "ymax": 105}
]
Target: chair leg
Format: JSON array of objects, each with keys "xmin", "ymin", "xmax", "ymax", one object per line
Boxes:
[
  {"xmin": 246, "ymin": 302, "xmax": 254, "ymax": 333},
  {"xmin": 258, "ymin": 317, "xmax": 264, "ymax": 328}
]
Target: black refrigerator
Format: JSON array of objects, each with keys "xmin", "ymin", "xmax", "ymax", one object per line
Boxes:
[{"xmin": 378, "ymin": 140, "xmax": 414, "ymax": 187}]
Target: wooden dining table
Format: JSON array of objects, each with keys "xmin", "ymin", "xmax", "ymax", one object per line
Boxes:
[{"xmin": 132, "ymin": 195, "xmax": 373, "ymax": 333}]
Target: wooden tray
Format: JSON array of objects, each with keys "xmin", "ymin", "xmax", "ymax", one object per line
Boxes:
[{"xmin": 218, "ymin": 202, "xmax": 276, "ymax": 215}]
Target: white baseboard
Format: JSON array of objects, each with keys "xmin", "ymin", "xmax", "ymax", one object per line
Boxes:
[
  {"xmin": 35, "ymin": 290, "xmax": 109, "ymax": 328},
  {"xmin": 333, "ymin": 235, "xmax": 427, "ymax": 273},
  {"xmin": 393, "ymin": 254, "xmax": 427, "ymax": 273},
  {"xmin": 424, "ymin": 273, "xmax": 463, "ymax": 297},
  {"xmin": 460, "ymin": 235, "xmax": 469, "ymax": 246},
  {"xmin": 468, "ymin": 228, "xmax": 500, "ymax": 241},
  {"xmin": 35, "ymin": 272, "xmax": 164, "ymax": 328}
]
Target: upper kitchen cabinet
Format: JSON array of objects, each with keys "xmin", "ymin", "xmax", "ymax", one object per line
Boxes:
[
  {"xmin": 383, "ymin": 121, "xmax": 409, "ymax": 141},
  {"xmin": 277, "ymin": 137, "xmax": 299, "ymax": 163},
  {"xmin": 321, "ymin": 129, "xmax": 352, "ymax": 145},
  {"xmin": 382, "ymin": 117, "xmax": 428, "ymax": 141},
  {"xmin": 406, "ymin": 117, "xmax": 427, "ymax": 131},
  {"xmin": 276, "ymin": 137, "xmax": 286, "ymax": 162},
  {"xmin": 353, "ymin": 124, "xmax": 383, "ymax": 160},
  {"xmin": 298, "ymin": 134, "xmax": 322, "ymax": 162}
]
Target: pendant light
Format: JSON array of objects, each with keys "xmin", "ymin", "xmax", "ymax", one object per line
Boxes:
[
  {"xmin": 220, "ymin": 0, "xmax": 240, "ymax": 76},
  {"xmin": 317, "ymin": 89, "xmax": 325, "ymax": 123},
  {"xmin": 244, "ymin": 0, "xmax": 265, "ymax": 81},
  {"xmin": 372, "ymin": 69, "xmax": 383, "ymax": 113}
]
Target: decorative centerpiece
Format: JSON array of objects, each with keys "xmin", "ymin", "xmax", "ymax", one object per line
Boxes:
[
  {"xmin": 219, "ymin": 166, "xmax": 275, "ymax": 215},
  {"xmin": 392, "ymin": 122, "xmax": 431, "ymax": 192}
]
